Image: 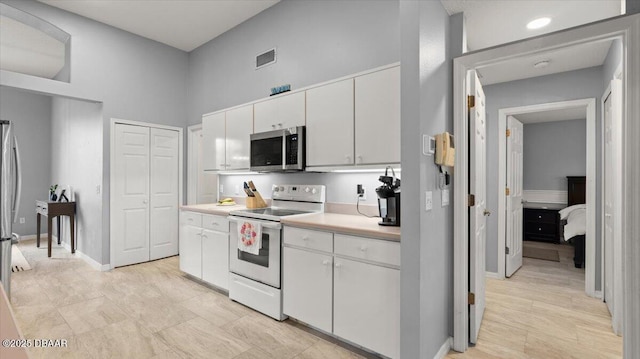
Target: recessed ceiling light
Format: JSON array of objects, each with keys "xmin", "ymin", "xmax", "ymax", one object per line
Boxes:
[
  {"xmin": 534, "ymin": 60, "xmax": 550, "ymax": 69},
  {"xmin": 527, "ymin": 17, "xmax": 551, "ymax": 30}
]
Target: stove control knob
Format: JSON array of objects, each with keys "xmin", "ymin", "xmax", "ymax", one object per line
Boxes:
[
  {"xmin": 311, "ymin": 188, "xmax": 317, "ymax": 194},
  {"xmin": 273, "ymin": 187, "xmax": 279, "ymax": 192},
  {"xmin": 279, "ymin": 186, "xmax": 285, "ymax": 192},
  {"xmin": 305, "ymin": 187, "xmax": 310, "ymax": 193}
]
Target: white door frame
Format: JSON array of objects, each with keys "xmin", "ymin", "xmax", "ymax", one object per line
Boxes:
[
  {"xmin": 109, "ymin": 118, "xmax": 184, "ymax": 269},
  {"xmin": 187, "ymin": 124, "xmax": 202, "ymax": 205},
  {"xmin": 601, "ymin": 62, "xmax": 624, "ymax": 335},
  {"xmin": 453, "ymin": 15, "xmax": 640, "ymax": 355},
  {"xmin": 496, "ymin": 99, "xmax": 597, "ymax": 297}
]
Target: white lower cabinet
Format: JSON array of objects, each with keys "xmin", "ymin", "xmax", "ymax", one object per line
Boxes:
[
  {"xmin": 334, "ymin": 257, "xmax": 400, "ymax": 359},
  {"xmin": 179, "ymin": 211, "xmax": 229, "ymax": 290},
  {"xmin": 202, "ymin": 229, "xmax": 229, "ymax": 290},
  {"xmin": 283, "ymin": 247, "xmax": 333, "ymax": 333},
  {"xmin": 283, "ymin": 227, "xmax": 400, "ymax": 358}
]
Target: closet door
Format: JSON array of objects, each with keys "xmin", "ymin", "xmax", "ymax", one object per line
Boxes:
[
  {"xmin": 113, "ymin": 124, "xmax": 150, "ymax": 267},
  {"xmin": 149, "ymin": 128, "xmax": 180, "ymax": 260}
]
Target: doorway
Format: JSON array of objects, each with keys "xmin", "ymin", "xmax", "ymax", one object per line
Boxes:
[
  {"xmin": 497, "ymin": 99, "xmax": 597, "ymax": 297},
  {"xmin": 452, "ymin": 15, "xmax": 640, "ymax": 355}
]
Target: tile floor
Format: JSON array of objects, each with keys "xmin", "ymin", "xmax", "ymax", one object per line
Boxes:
[
  {"xmin": 9, "ymin": 240, "xmax": 369, "ymax": 359},
  {"xmin": 447, "ymin": 241, "xmax": 622, "ymax": 358}
]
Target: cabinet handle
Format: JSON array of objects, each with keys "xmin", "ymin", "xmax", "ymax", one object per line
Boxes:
[
  {"xmin": 278, "ymin": 123, "xmax": 283, "ymax": 127},
  {"xmin": 322, "ymin": 260, "xmax": 331, "ymax": 266},
  {"xmin": 202, "ymin": 234, "xmax": 208, "ymax": 239},
  {"xmin": 272, "ymin": 124, "xmax": 276, "ymax": 129},
  {"xmin": 211, "ymin": 222, "xmax": 219, "ymax": 226},
  {"xmin": 359, "ymin": 246, "xmax": 368, "ymax": 252},
  {"xmin": 538, "ymin": 215, "xmax": 542, "ymax": 219},
  {"xmin": 538, "ymin": 228, "xmax": 542, "ymax": 231},
  {"xmin": 335, "ymin": 263, "xmax": 342, "ymax": 268},
  {"xmin": 356, "ymin": 155, "xmax": 362, "ymax": 164},
  {"xmin": 302, "ymin": 236, "xmax": 309, "ymax": 241},
  {"xmin": 345, "ymin": 155, "xmax": 351, "ymax": 163},
  {"xmin": 188, "ymin": 218, "xmax": 193, "ymax": 221}
]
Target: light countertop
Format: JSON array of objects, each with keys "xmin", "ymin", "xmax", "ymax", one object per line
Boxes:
[
  {"xmin": 281, "ymin": 213, "xmax": 401, "ymax": 242},
  {"xmin": 180, "ymin": 203, "xmax": 247, "ymax": 216}
]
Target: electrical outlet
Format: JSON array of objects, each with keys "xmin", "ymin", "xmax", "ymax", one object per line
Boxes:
[
  {"xmin": 219, "ymin": 184, "xmax": 224, "ymax": 193},
  {"xmin": 234, "ymin": 185, "xmax": 240, "ymax": 195},
  {"xmin": 19, "ymin": 217, "xmax": 25, "ymax": 224},
  {"xmin": 425, "ymin": 191, "xmax": 433, "ymax": 211},
  {"xmin": 357, "ymin": 184, "xmax": 366, "ymax": 200}
]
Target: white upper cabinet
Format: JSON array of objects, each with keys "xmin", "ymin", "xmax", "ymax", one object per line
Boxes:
[
  {"xmin": 202, "ymin": 112, "xmax": 225, "ymax": 171},
  {"xmin": 225, "ymin": 104, "xmax": 253, "ymax": 170},
  {"xmin": 254, "ymin": 91, "xmax": 305, "ymax": 133},
  {"xmin": 306, "ymin": 79, "xmax": 355, "ymax": 167},
  {"xmin": 354, "ymin": 66, "xmax": 400, "ymax": 165}
]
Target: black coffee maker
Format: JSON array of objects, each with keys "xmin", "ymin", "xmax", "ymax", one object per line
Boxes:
[{"xmin": 376, "ymin": 167, "xmax": 400, "ymax": 227}]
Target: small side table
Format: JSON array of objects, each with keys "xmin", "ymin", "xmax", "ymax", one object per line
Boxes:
[{"xmin": 35, "ymin": 201, "xmax": 76, "ymax": 257}]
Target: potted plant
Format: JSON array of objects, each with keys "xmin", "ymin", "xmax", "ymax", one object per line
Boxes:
[{"xmin": 49, "ymin": 184, "xmax": 58, "ymax": 201}]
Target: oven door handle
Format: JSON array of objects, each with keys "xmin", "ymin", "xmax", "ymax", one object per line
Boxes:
[{"xmin": 228, "ymin": 216, "xmax": 282, "ymax": 230}]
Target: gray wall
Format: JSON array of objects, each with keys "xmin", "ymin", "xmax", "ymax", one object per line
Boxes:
[
  {"xmin": 400, "ymin": 1, "xmax": 453, "ymax": 357},
  {"xmin": 219, "ymin": 171, "xmax": 387, "ymax": 208},
  {"xmin": 1, "ymin": 0, "xmax": 189, "ymax": 265},
  {"xmin": 51, "ymin": 97, "xmax": 103, "ymax": 262},
  {"xmin": 0, "ymin": 87, "xmax": 51, "ymax": 236},
  {"xmin": 187, "ymin": 0, "xmax": 400, "ymax": 125},
  {"xmin": 483, "ymin": 67, "xmax": 603, "ymax": 278},
  {"xmin": 522, "ymin": 119, "xmax": 587, "ymax": 190}
]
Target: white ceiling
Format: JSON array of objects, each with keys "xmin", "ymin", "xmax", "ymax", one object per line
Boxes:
[
  {"xmin": 477, "ymin": 39, "xmax": 612, "ymax": 85},
  {"xmin": 37, "ymin": 0, "xmax": 280, "ymax": 52},
  {"xmin": 514, "ymin": 106, "xmax": 587, "ymax": 124},
  {"xmin": 440, "ymin": 0, "xmax": 622, "ymax": 51}
]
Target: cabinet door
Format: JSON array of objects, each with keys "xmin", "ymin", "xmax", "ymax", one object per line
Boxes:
[
  {"xmin": 225, "ymin": 105, "xmax": 253, "ymax": 170},
  {"xmin": 254, "ymin": 92, "xmax": 305, "ymax": 133},
  {"xmin": 283, "ymin": 247, "xmax": 333, "ymax": 333},
  {"xmin": 306, "ymin": 79, "xmax": 354, "ymax": 167},
  {"xmin": 179, "ymin": 225, "xmax": 202, "ymax": 278},
  {"xmin": 354, "ymin": 66, "xmax": 400, "ymax": 165},
  {"xmin": 334, "ymin": 258, "xmax": 400, "ymax": 359},
  {"xmin": 202, "ymin": 112, "xmax": 226, "ymax": 170},
  {"xmin": 202, "ymin": 229, "xmax": 229, "ymax": 290}
]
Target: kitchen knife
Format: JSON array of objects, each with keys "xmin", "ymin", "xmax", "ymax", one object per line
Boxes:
[
  {"xmin": 248, "ymin": 181, "xmax": 257, "ymax": 192},
  {"xmin": 243, "ymin": 182, "xmax": 255, "ymax": 197}
]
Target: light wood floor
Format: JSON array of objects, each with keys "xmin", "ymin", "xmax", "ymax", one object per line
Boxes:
[
  {"xmin": 447, "ymin": 241, "xmax": 622, "ymax": 359},
  {"xmin": 10, "ymin": 240, "xmax": 371, "ymax": 359}
]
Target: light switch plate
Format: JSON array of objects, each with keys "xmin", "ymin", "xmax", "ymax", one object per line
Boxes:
[
  {"xmin": 423, "ymin": 135, "xmax": 435, "ymax": 156},
  {"xmin": 425, "ymin": 191, "xmax": 433, "ymax": 211},
  {"xmin": 219, "ymin": 184, "xmax": 224, "ymax": 193},
  {"xmin": 442, "ymin": 189, "xmax": 450, "ymax": 207}
]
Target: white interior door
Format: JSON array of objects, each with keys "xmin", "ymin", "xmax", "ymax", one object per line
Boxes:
[
  {"xmin": 506, "ymin": 116, "xmax": 524, "ymax": 277},
  {"xmin": 113, "ymin": 124, "xmax": 150, "ymax": 267},
  {"xmin": 149, "ymin": 128, "xmax": 179, "ymax": 260},
  {"xmin": 469, "ymin": 70, "xmax": 487, "ymax": 344},
  {"xmin": 603, "ymin": 79, "xmax": 623, "ymax": 335}
]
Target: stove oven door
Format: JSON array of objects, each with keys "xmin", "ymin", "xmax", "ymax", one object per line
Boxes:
[{"xmin": 229, "ymin": 217, "xmax": 282, "ymax": 288}]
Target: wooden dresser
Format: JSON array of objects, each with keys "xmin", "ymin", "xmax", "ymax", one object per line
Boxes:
[{"xmin": 523, "ymin": 207, "xmax": 561, "ymax": 243}]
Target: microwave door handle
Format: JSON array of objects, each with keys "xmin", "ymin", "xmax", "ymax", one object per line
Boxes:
[{"xmin": 12, "ymin": 136, "xmax": 22, "ymax": 223}]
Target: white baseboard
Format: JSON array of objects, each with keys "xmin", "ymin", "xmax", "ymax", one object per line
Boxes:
[
  {"xmin": 485, "ymin": 271, "xmax": 503, "ymax": 279},
  {"xmin": 59, "ymin": 241, "xmax": 110, "ymax": 272},
  {"xmin": 594, "ymin": 290, "xmax": 603, "ymax": 300},
  {"xmin": 434, "ymin": 337, "xmax": 453, "ymax": 359},
  {"xmin": 523, "ymin": 190, "xmax": 567, "ymax": 204}
]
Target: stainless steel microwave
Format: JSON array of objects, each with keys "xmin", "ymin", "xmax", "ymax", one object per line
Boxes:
[{"xmin": 250, "ymin": 126, "xmax": 305, "ymax": 172}]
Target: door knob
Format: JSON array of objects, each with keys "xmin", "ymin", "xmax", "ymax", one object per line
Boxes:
[
  {"xmin": 143, "ymin": 199, "xmax": 148, "ymax": 204},
  {"xmin": 483, "ymin": 209, "xmax": 491, "ymax": 216}
]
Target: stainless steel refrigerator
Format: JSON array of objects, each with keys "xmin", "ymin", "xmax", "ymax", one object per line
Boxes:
[{"xmin": 1, "ymin": 120, "xmax": 22, "ymax": 298}]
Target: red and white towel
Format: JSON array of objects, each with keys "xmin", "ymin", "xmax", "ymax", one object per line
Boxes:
[{"xmin": 237, "ymin": 220, "xmax": 262, "ymax": 255}]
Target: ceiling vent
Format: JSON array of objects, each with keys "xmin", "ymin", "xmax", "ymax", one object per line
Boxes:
[{"xmin": 256, "ymin": 48, "xmax": 276, "ymax": 69}]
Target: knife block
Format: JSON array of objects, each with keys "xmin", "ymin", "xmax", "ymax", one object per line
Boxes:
[{"xmin": 246, "ymin": 192, "xmax": 268, "ymax": 209}]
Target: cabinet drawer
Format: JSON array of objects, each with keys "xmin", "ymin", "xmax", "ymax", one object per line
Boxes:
[
  {"xmin": 202, "ymin": 214, "xmax": 229, "ymax": 232},
  {"xmin": 524, "ymin": 209, "xmax": 557, "ymax": 224},
  {"xmin": 283, "ymin": 226, "xmax": 333, "ymax": 253},
  {"xmin": 181, "ymin": 211, "xmax": 202, "ymax": 227},
  {"xmin": 524, "ymin": 222, "xmax": 557, "ymax": 235},
  {"xmin": 334, "ymin": 234, "xmax": 400, "ymax": 267}
]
